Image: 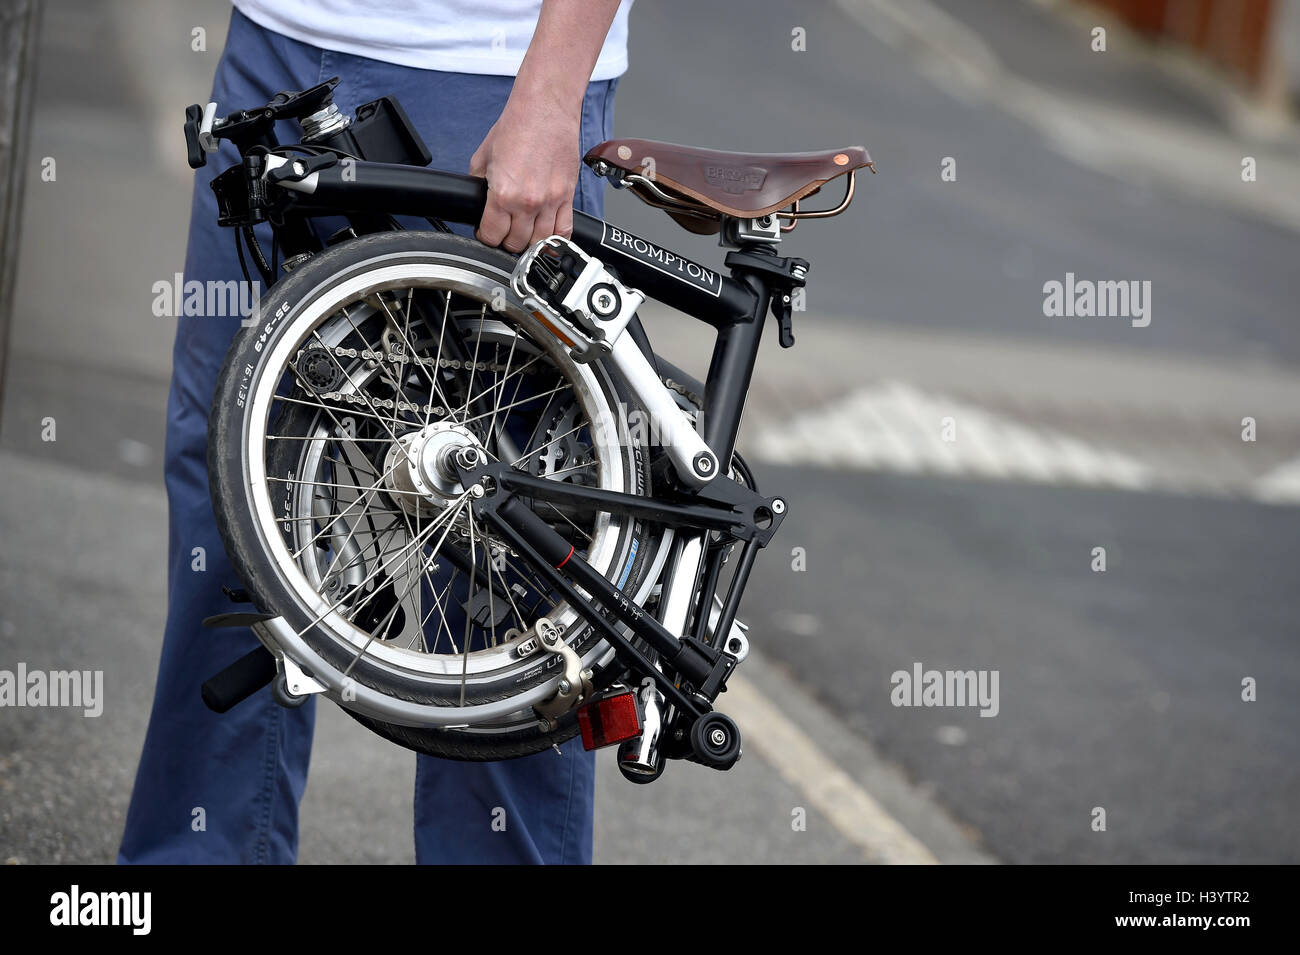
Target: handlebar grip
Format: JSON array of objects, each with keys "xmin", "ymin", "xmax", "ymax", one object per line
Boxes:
[
  {"xmin": 183, "ymin": 104, "xmax": 206, "ymax": 169},
  {"xmin": 308, "ymin": 164, "xmax": 489, "ymax": 224},
  {"xmin": 201, "ymin": 645, "xmax": 277, "ymax": 713}
]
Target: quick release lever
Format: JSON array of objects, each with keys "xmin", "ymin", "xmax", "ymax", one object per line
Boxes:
[{"xmin": 723, "ymin": 249, "xmax": 809, "ymax": 349}]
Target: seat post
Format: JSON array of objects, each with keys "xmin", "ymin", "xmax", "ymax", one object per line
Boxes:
[{"xmin": 700, "ymin": 251, "xmax": 775, "ymax": 468}]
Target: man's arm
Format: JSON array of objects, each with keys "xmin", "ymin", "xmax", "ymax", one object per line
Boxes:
[{"xmin": 470, "ymin": 0, "xmax": 622, "ymax": 253}]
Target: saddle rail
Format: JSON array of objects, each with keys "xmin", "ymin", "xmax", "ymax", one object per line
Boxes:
[{"xmin": 584, "ymin": 138, "xmax": 874, "ymax": 236}]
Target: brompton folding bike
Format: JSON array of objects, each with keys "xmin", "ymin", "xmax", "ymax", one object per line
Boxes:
[{"xmin": 185, "ymin": 79, "xmax": 870, "ymax": 783}]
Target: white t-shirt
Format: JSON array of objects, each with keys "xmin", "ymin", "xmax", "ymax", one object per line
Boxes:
[{"xmin": 231, "ymin": 0, "xmax": 632, "ymax": 80}]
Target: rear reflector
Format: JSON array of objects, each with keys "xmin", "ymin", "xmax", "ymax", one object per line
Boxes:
[{"xmin": 578, "ymin": 690, "xmax": 643, "ymax": 751}]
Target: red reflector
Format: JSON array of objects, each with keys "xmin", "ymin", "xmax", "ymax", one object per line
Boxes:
[{"xmin": 578, "ymin": 691, "xmax": 643, "ymax": 751}]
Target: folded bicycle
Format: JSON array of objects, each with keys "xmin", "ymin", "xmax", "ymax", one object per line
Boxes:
[{"xmin": 185, "ymin": 79, "xmax": 870, "ymax": 783}]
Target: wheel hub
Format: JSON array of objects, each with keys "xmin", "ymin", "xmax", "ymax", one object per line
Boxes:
[{"xmin": 383, "ymin": 422, "xmax": 484, "ymax": 516}]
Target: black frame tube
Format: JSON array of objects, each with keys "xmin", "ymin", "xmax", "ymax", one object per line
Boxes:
[
  {"xmin": 491, "ymin": 465, "xmax": 759, "ymax": 539},
  {"xmin": 291, "ymin": 160, "xmax": 771, "ymax": 472},
  {"xmin": 299, "ymin": 163, "xmax": 762, "ymax": 324},
  {"xmin": 485, "ymin": 497, "xmax": 713, "ymax": 716}
]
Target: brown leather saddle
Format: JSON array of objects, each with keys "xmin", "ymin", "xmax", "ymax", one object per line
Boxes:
[{"xmin": 585, "ymin": 138, "xmax": 873, "ymax": 234}]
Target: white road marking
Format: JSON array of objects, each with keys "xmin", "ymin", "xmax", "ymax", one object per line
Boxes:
[
  {"xmin": 753, "ymin": 380, "xmax": 1154, "ymax": 491},
  {"xmin": 724, "ymin": 673, "xmax": 939, "ymax": 864},
  {"xmin": 1252, "ymin": 456, "xmax": 1300, "ymax": 505}
]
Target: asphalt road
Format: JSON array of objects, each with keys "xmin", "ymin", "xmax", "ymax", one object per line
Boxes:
[
  {"xmin": 2, "ymin": 0, "xmax": 1297, "ymax": 864},
  {"xmin": 608, "ymin": 0, "xmax": 1300, "ymax": 363},
  {"xmin": 743, "ymin": 463, "xmax": 1300, "ymax": 863},
  {"xmin": 612, "ymin": 0, "xmax": 1300, "ymax": 862}
]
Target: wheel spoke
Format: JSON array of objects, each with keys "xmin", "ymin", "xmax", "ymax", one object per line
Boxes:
[
  {"xmin": 295, "ymin": 491, "xmax": 469, "ymax": 639},
  {"xmin": 251, "ymin": 276, "xmax": 626, "ymax": 703},
  {"xmin": 458, "ymin": 381, "xmax": 572, "ymax": 429},
  {"xmin": 458, "ymin": 502, "xmax": 478, "ymax": 706},
  {"xmin": 334, "ymin": 496, "xmax": 473, "ymax": 673},
  {"xmin": 376, "ymin": 288, "xmax": 457, "ymax": 425},
  {"xmin": 510, "ymin": 419, "xmax": 591, "ymax": 468},
  {"xmin": 454, "ymin": 304, "xmax": 487, "ymax": 427}
]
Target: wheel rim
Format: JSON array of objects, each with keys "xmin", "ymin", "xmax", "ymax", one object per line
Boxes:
[{"xmin": 242, "ymin": 256, "xmax": 638, "ymax": 705}]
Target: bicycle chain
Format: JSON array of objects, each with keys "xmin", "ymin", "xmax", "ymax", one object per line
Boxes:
[
  {"xmin": 662, "ymin": 376, "xmax": 704, "ymax": 409},
  {"xmin": 315, "ymin": 342, "xmax": 512, "ymax": 373},
  {"xmin": 304, "ymin": 343, "xmax": 516, "ymax": 417},
  {"xmin": 303, "ymin": 343, "xmax": 705, "ymax": 423}
]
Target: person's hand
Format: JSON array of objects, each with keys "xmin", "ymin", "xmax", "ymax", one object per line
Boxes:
[{"xmin": 470, "ymin": 92, "xmax": 581, "ymax": 254}]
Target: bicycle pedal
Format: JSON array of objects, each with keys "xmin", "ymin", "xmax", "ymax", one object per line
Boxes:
[{"xmin": 511, "ymin": 235, "xmax": 644, "ymax": 363}]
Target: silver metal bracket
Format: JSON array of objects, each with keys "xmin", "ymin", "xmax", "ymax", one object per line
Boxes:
[
  {"xmin": 708, "ymin": 595, "xmax": 750, "ymax": 663},
  {"xmin": 531, "ymin": 617, "xmax": 594, "ymax": 731},
  {"xmin": 280, "ymin": 654, "xmax": 328, "ymax": 697},
  {"xmin": 720, "ymin": 214, "xmax": 783, "ymax": 248},
  {"xmin": 609, "ymin": 335, "xmax": 718, "ymax": 487}
]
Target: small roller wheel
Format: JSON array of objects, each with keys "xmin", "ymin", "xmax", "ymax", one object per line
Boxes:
[
  {"xmin": 271, "ymin": 670, "xmax": 310, "ymax": 708},
  {"xmin": 689, "ymin": 712, "xmax": 741, "ymax": 769}
]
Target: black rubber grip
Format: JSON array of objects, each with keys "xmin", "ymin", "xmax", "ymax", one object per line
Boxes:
[
  {"xmin": 183, "ymin": 104, "xmax": 206, "ymax": 169},
  {"xmin": 201, "ymin": 646, "xmax": 277, "ymax": 713}
]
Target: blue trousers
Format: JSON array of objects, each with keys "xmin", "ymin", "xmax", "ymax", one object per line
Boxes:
[{"xmin": 118, "ymin": 9, "xmax": 616, "ymax": 864}]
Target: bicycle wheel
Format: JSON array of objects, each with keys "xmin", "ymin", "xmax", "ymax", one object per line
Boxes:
[{"xmin": 208, "ymin": 231, "xmax": 669, "ymax": 759}]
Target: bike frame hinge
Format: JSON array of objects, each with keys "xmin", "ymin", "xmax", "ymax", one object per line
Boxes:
[
  {"xmin": 671, "ymin": 636, "xmax": 734, "ymax": 700},
  {"xmin": 266, "ymin": 151, "xmax": 338, "ymax": 185}
]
